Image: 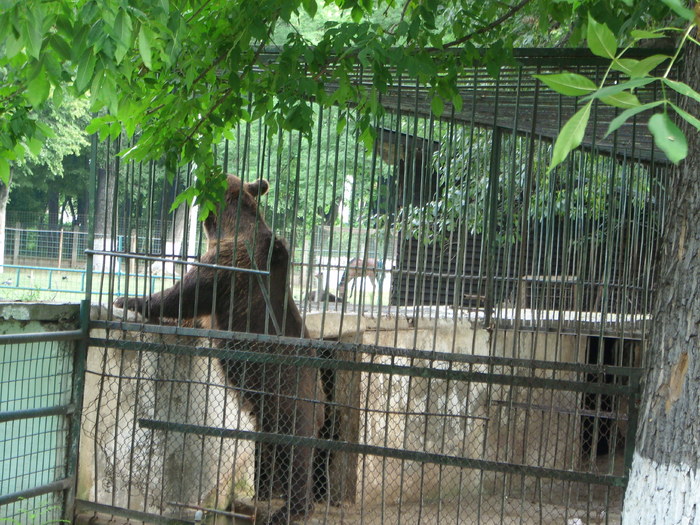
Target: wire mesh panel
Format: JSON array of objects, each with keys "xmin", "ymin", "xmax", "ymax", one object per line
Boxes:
[
  {"xmin": 81, "ymin": 327, "xmax": 639, "ymax": 524},
  {"xmin": 0, "ymin": 304, "xmax": 84, "ymax": 524},
  {"xmin": 82, "ymin": 50, "xmax": 668, "ymax": 524}
]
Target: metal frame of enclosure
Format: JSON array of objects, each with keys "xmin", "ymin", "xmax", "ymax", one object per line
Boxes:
[
  {"xmin": 0, "ymin": 303, "xmax": 88, "ymax": 523},
  {"xmin": 1, "ymin": 49, "xmax": 674, "ymax": 524}
]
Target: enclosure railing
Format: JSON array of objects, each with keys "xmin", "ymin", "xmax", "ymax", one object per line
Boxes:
[{"xmin": 0, "ymin": 302, "xmax": 88, "ymax": 524}]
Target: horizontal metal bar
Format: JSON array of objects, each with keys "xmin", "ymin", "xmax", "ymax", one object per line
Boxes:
[
  {"xmin": 0, "ymin": 330, "xmax": 84, "ymax": 344},
  {"xmin": 0, "ymin": 478, "xmax": 73, "ymax": 506},
  {"xmin": 75, "ymin": 499, "xmax": 194, "ymax": 524},
  {"xmin": 139, "ymin": 419, "xmax": 628, "ymax": 488},
  {"xmin": 259, "ymin": 46, "xmax": 674, "ymax": 67},
  {"xmin": 0, "ymin": 404, "xmax": 75, "ymax": 423},
  {"xmin": 1, "ymin": 263, "xmax": 86, "ymax": 273},
  {"xmin": 86, "ymin": 249, "xmax": 269, "ymax": 276},
  {"xmin": 167, "ymin": 501, "xmax": 253, "ymax": 520},
  {"xmin": 489, "ymin": 399, "xmax": 629, "ymax": 420},
  {"xmin": 90, "ymin": 319, "xmax": 644, "ymax": 378},
  {"xmin": 93, "ymin": 336, "xmax": 637, "ymax": 396},
  {"xmin": 0, "ymin": 285, "xmax": 85, "ymax": 294}
]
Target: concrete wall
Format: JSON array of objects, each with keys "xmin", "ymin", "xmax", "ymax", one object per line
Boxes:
[
  {"xmin": 306, "ymin": 312, "xmax": 587, "ymax": 505},
  {"xmin": 79, "ymin": 307, "xmax": 255, "ymax": 516}
]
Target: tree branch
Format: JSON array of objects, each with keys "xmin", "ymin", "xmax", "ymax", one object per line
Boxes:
[{"xmin": 439, "ymin": 0, "xmax": 534, "ymax": 49}]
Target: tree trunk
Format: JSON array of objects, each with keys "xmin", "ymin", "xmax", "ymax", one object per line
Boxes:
[
  {"xmin": 0, "ymin": 173, "xmax": 10, "ymax": 272},
  {"xmin": 622, "ymin": 36, "xmax": 700, "ymax": 523},
  {"xmin": 48, "ymin": 189, "xmax": 59, "ymax": 227},
  {"xmin": 152, "ymin": 198, "xmax": 199, "ymax": 277},
  {"xmin": 93, "ymin": 167, "xmax": 116, "ymax": 271},
  {"xmin": 77, "ymin": 153, "xmax": 90, "ymax": 225}
]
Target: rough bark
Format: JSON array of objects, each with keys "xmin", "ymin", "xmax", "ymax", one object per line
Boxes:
[
  {"xmin": 152, "ymin": 200, "xmax": 199, "ymax": 277},
  {"xmin": 622, "ymin": 37, "xmax": 700, "ymax": 524}
]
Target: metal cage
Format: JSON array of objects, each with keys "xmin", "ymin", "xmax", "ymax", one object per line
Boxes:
[{"xmin": 9, "ymin": 48, "xmax": 670, "ymax": 525}]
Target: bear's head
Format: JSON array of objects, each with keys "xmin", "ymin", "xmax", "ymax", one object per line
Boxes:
[{"xmin": 204, "ymin": 174, "xmax": 270, "ymax": 243}]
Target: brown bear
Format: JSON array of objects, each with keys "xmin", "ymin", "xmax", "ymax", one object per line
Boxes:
[{"xmin": 115, "ymin": 174, "xmax": 323, "ymax": 525}]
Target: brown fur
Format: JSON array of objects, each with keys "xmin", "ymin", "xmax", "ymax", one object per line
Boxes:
[{"xmin": 116, "ymin": 174, "xmax": 323, "ymax": 524}]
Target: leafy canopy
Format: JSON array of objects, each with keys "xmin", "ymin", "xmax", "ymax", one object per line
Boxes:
[
  {"xmin": 0, "ymin": 0, "xmax": 692, "ymax": 212},
  {"xmin": 536, "ymin": 8, "xmax": 700, "ymax": 171}
]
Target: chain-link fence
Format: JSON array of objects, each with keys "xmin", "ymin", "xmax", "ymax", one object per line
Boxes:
[{"xmin": 80, "ymin": 326, "xmax": 639, "ymax": 524}]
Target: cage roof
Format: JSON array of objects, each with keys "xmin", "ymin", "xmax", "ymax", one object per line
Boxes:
[{"xmin": 293, "ymin": 48, "xmax": 676, "ymax": 165}]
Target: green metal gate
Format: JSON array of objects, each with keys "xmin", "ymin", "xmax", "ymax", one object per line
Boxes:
[{"xmin": 0, "ymin": 302, "xmax": 88, "ymax": 523}]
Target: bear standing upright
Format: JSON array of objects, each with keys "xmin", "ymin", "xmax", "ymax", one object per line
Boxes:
[{"xmin": 115, "ymin": 174, "xmax": 323, "ymax": 525}]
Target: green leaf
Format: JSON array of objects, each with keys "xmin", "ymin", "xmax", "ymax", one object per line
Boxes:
[
  {"xmin": 0, "ymin": 158, "xmax": 10, "ymax": 185},
  {"xmin": 533, "ymin": 72, "xmax": 597, "ymax": 96},
  {"xmin": 171, "ymin": 186, "xmax": 197, "ymax": 211},
  {"xmin": 583, "ymin": 77, "xmax": 655, "ymax": 101},
  {"xmin": 26, "ymin": 69, "xmax": 51, "ymax": 108},
  {"xmin": 112, "ymin": 9, "xmax": 133, "ymax": 64},
  {"xmin": 661, "ymin": 0, "xmax": 695, "ymax": 21},
  {"xmin": 27, "ymin": 137, "xmax": 43, "ymax": 157},
  {"xmin": 5, "ymin": 31, "xmax": 23, "ymax": 58},
  {"xmin": 604, "ymin": 100, "xmax": 664, "ymax": 137},
  {"xmin": 138, "ymin": 26, "xmax": 153, "ymax": 69},
  {"xmin": 23, "ymin": 6, "xmax": 45, "ymax": 59},
  {"xmin": 34, "ymin": 121, "xmax": 55, "ymax": 139},
  {"xmin": 669, "ymin": 102, "xmax": 700, "ymax": 132},
  {"xmin": 549, "ymin": 102, "xmax": 592, "ymax": 173},
  {"xmin": 587, "ymin": 14, "xmax": 617, "ymax": 59},
  {"xmin": 359, "ymin": 124, "xmax": 375, "ymax": 151},
  {"xmin": 302, "ymin": 0, "xmax": 317, "ymax": 18},
  {"xmin": 452, "ymin": 93, "xmax": 463, "ymax": 113},
  {"xmin": 52, "ymin": 85, "xmax": 65, "ymax": 107},
  {"xmin": 336, "ymin": 115, "xmax": 347, "ymax": 135},
  {"xmin": 629, "ymin": 54, "xmax": 670, "ymax": 78},
  {"xmin": 600, "ymin": 91, "xmax": 641, "ymax": 109},
  {"xmin": 75, "ymin": 52, "xmax": 97, "ymax": 93},
  {"xmin": 648, "ymin": 112, "xmax": 687, "ymax": 164},
  {"xmin": 611, "ymin": 58, "xmax": 639, "ymax": 76},
  {"xmin": 630, "ymin": 30, "xmax": 664, "ymax": 40},
  {"xmin": 662, "ymin": 78, "xmax": 700, "ymax": 104},
  {"xmin": 85, "ymin": 115, "xmax": 115, "ymax": 135},
  {"xmin": 49, "ymin": 34, "xmax": 72, "ymax": 61},
  {"xmin": 431, "ymin": 95, "xmax": 444, "ymax": 117}
]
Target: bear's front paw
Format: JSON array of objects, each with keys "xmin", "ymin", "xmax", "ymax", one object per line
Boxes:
[{"xmin": 114, "ymin": 296, "xmax": 145, "ymax": 312}]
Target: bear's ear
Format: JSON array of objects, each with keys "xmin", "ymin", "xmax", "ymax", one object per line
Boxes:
[{"xmin": 245, "ymin": 179, "xmax": 269, "ymax": 199}]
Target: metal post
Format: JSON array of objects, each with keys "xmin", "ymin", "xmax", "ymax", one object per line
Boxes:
[
  {"xmin": 483, "ymin": 127, "xmax": 502, "ymax": 328},
  {"xmin": 63, "ymin": 299, "xmax": 90, "ymax": 521},
  {"xmin": 13, "ymin": 221, "xmax": 20, "ymax": 265},
  {"xmin": 58, "ymin": 228, "xmax": 64, "ymax": 268}
]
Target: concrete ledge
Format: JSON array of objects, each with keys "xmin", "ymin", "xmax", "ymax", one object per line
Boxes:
[{"xmin": 0, "ymin": 302, "xmax": 80, "ymax": 323}]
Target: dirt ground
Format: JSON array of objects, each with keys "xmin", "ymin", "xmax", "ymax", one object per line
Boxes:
[
  {"xmin": 75, "ymin": 452, "xmax": 625, "ymax": 525},
  {"xmin": 76, "ymin": 493, "xmax": 620, "ymax": 525}
]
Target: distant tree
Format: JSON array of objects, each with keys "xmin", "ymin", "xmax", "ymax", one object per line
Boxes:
[
  {"xmin": 9, "ymin": 95, "xmax": 90, "ymax": 219},
  {"xmin": 0, "ymin": 94, "xmax": 90, "ymax": 268}
]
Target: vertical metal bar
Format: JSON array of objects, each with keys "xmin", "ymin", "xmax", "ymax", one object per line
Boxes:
[
  {"xmin": 483, "ymin": 126, "xmax": 502, "ymax": 328},
  {"xmin": 84, "ymin": 131, "xmax": 98, "ymax": 300},
  {"xmin": 63, "ymin": 300, "xmax": 90, "ymax": 521}
]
